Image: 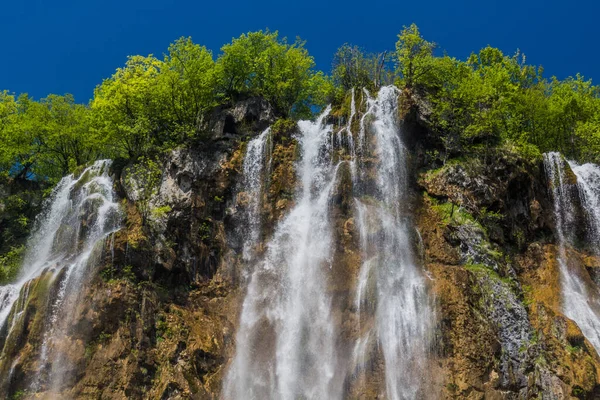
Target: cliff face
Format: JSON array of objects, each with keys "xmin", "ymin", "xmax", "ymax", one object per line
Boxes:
[
  {"xmin": 2, "ymin": 91, "xmax": 600, "ymax": 399},
  {"xmin": 416, "ymin": 154, "xmax": 600, "ymax": 399}
]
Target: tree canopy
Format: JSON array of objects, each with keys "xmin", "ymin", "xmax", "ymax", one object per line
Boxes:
[
  {"xmin": 394, "ymin": 26, "xmax": 600, "ymax": 162},
  {"xmin": 2, "ymin": 26, "xmax": 600, "ymax": 183}
]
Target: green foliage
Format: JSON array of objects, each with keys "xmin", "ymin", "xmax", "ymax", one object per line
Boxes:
[
  {"xmin": 98, "ymin": 331, "xmax": 113, "ymax": 344},
  {"xmin": 216, "ymin": 30, "xmax": 332, "ymax": 117},
  {"xmin": 0, "ymin": 92, "xmax": 99, "ymax": 181},
  {"xmin": 162, "ymin": 37, "xmax": 217, "ymax": 130},
  {"xmin": 395, "ymin": 24, "xmax": 600, "ymax": 163},
  {"xmin": 566, "ymin": 344, "xmax": 582, "ymax": 354},
  {"xmin": 0, "ymin": 245, "xmax": 25, "ymax": 284},
  {"xmin": 151, "ymin": 205, "xmax": 172, "ymax": 219},
  {"xmin": 271, "ymin": 118, "xmax": 297, "ymax": 136},
  {"xmin": 572, "ymin": 385, "xmax": 585, "ymax": 399},
  {"xmin": 430, "ymin": 196, "xmax": 479, "ymax": 227},
  {"xmin": 0, "ymin": 177, "xmax": 46, "ymax": 283},
  {"xmin": 91, "ymin": 54, "xmax": 168, "ymax": 159},
  {"xmin": 199, "ymin": 221, "xmax": 211, "ymax": 241},
  {"xmin": 100, "ymin": 264, "xmax": 136, "ymax": 283},
  {"xmin": 155, "ymin": 313, "xmax": 172, "ymax": 342},
  {"xmin": 99, "ymin": 264, "xmax": 116, "ymax": 282},
  {"xmin": 396, "ymin": 24, "xmax": 436, "ymax": 89},
  {"xmin": 11, "ymin": 390, "xmax": 26, "ymax": 400},
  {"xmin": 445, "ymin": 383, "xmax": 458, "ymax": 393},
  {"xmin": 521, "ymin": 284, "xmax": 534, "ymax": 307},
  {"xmin": 91, "ymin": 38, "xmax": 219, "ymax": 159},
  {"xmin": 88, "ymin": 31, "xmax": 331, "ymax": 159},
  {"xmin": 126, "ymin": 157, "xmax": 163, "ymax": 224},
  {"xmin": 332, "ymin": 44, "xmax": 393, "ymax": 93},
  {"xmin": 3, "ymin": 26, "xmax": 600, "ymax": 181}
]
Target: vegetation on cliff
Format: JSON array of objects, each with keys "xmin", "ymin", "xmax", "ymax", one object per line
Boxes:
[
  {"xmin": 2, "ymin": 24, "xmax": 600, "ymax": 399},
  {"xmin": 1, "ymin": 25, "xmax": 599, "ymax": 184}
]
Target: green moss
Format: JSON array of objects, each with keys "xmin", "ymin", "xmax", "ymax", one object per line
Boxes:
[
  {"xmin": 71, "ymin": 163, "xmax": 87, "ymax": 179},
  {"xmin": 466, "ymin": 263, "xmax": 513, "ymax": 287},
  {"xmin": 422, "ymin": 157, "xmax": 468, "ymax": 181},
  {"xmin": 446, "ymin": 383, "xmax": 458, "ymax": 393},
  {"xmin": 98, "ymin": 331, "xmax": 112, "ymax": 343},
  {"xmin": 199, "ymin": 221, "xmax": 212, "ymax": 242},
  {"xmin": 330, "ymin": 89, "xmax": 354, "ymax": 120},
  {"xmin": 465, "ymin": 263, "xmax": 499, "ymax": 279},
  {"xmin": 11, "ymin": 390, "xmax": 26, "ymax": 400},
  {"xmin": 522, "ymin": 285, "xmax": 534, "ymax": 307},
  {"xmin": 271, "ymin": 118, "xmax": 298, "ymax": 144},
  {"xmin": 101, "ymin": 264, "xmax": 136, "ymax": 283},
  {"xmin": 512, "ymin": 227, "xmax": 526, "ymax": 249},
  {"xmin": 479, "ymin": 206, "xmax": 503, "ymax": 223},
  {"xmin": 428, "ymin": 194, "xmax": 507, "ymax": 266},
  {"xmin": 71, "ymin": 169, "xmax": 93, "ymax": 192},
  {"xmin": 155, "ymin": 313, "xmax": 173, "ymax": 342},
  {"xmin": 1, "ymin": 271, "xmax": 56, "ymax": 361},
  {"xmin": 430, "ymin": 196, "xmax": 479, "ymax": 228},
  {"xmin": 26, "ymin": 272, "xmax": 56, "ymax": 337},
  {"xmin": 151, "ymin": 205, "xmax": 172, "ymax": 218},
  {"xmin": 572, "ymin": 385, "xmax": 585, "ymax": 399},
  {"xmin": 566, "ymin": 344, "xmax": 582, "ymax": 354}
]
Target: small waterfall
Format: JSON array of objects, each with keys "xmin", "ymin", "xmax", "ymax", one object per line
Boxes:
[
  {"xmin": 544, "ymin": 152, "xmax": 600, "ymax": 353},
  {"xmin": 225, "ymin": 87, "xmax": 433, "ymax": 399},
  {"xmin": 241, "ymin": 127, "xmax": 272, "ymax": 262},
  {"xmin": 570, "ymin": 161, "xmax": 600, "ymax": 245},
  {"xmin": 0, "ymin": 160, "xmax": 121, "ymax": 394}
]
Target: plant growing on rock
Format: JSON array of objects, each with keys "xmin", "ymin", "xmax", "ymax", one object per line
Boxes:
[{"xmin": 125, "ymin": 156, "xmax": 163, "ymax": 225}]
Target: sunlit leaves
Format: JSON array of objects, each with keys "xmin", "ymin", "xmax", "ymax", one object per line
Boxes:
[
  {"xmin": 397, "ymin": 26, "xmax": 600, "ymax": 162},
  {"xmin": 216, "ymin": 30, "xmax": 327, "ymax": 116}
]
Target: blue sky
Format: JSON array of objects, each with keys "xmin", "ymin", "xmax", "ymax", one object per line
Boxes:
[{"xmin": 1, "ymin": 0, "xmax": 598, "ymax": 102}]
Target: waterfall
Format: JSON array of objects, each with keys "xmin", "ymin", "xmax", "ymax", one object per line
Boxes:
[
  {"xmin": 570, "ymin": 161, "xmax": 600, "ymax": 245},
  {"xmin": 225, "ymin": 87, "xmax": 433, "ymax": 399},
  {"xmin": 544, "ymin": 152, "xmax": 600, "ymax": 353},
  {"xmin": 241, "ymin": 127, "xmax": 272, "ymax": 262},
  {"xmin": 225, "ymin": 106, "xmax": 342, "ymax": 399},
  {"xmin": 0, "ymin": 160, "xmax": 121, "ymax": 393},
  {"xmin": 353, "ymin": 86, "xmax": 432, "ymax": 399}
]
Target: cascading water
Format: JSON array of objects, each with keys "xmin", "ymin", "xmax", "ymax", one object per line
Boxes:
[
  {"xmin": 353, "ymin": 87, "xmax": 432, "ymax": 399},
  {"xmin": 571, "ymin": 161, "xmax": 600, "ymax": 245},
  {"xmin": 544, "ymin": 152, "xmax": 600, "ymax": 353},
  {"xmin": 241, "ymin": 127, "xmax": 272, "ymax": 262},
  {"xmin": 225, "ymin": 106, "xmax": 342, "ymax": 399},
  {"xmin": 0, "ymin": 160, "xmax": 121, "ymax": 394},
  {"xmin": 225, "ymin": 86, "xmax": 433, "ymax": 399}
]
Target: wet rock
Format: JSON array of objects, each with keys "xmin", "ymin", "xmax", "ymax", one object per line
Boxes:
[
  {"xmin": 470, "ymin": 269, "xmax": 533, "ymax": 391},
  {"xmin": 119, "ymin": 134, "xmax": 245, "ymax": 283}
]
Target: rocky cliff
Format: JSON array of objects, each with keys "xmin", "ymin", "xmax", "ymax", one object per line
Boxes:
[{"xmin": 2, "ymin": 90, "xmax": 600, "ymax": 400}]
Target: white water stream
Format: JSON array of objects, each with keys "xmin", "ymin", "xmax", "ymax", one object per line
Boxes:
[
  {"xmin": 0, "ymin": 160, "xmax": 121, "ymax": 393},
  {"xmin": 225, "ymin": 87, "xmax": 433, "ymax": 399},
  {"xmin": 544, "ymin": 152, "xmax": 600, "ymax": 353}
]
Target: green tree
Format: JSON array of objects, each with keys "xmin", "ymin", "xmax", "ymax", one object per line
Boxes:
[
  {"xmin": 160, "ymin": 37, "xmax": 216, "ymax": 134},
  {"xmin": 37, "ymin": 94, "xmax": 96, "ymax": 176},
  {"xmin": 0, "ymin": 91, "xmax": 20, "ymax": 175},
  {"xmin": 332, "ymin": 44, "xmax": 391, "ymax": 92},
  {"xmin": 215, "ymin": 30, "xmax": 328, "ymax": 116},
  {"xmin": 91, "ymin": 55, "xmax": 167, "ymax": 158},
  {"xmin": 395, "ymin": 23, "xmax": 436, "ymax": 89}
]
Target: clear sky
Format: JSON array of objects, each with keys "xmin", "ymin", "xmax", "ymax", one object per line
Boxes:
[{"xmin": 1, "ymin": 0, "xmax": 597, "ymax": 102}]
